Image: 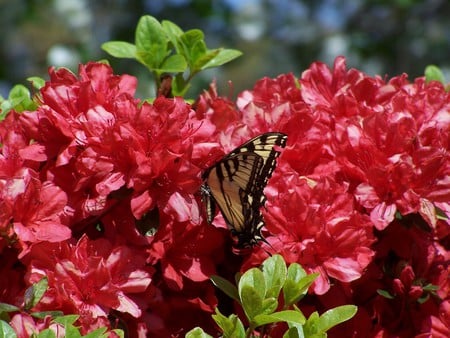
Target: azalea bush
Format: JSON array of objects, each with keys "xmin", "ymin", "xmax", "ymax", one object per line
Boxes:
[{"xmin": 0, "ymin": 15, "xmax": 449, "ymax": 338}]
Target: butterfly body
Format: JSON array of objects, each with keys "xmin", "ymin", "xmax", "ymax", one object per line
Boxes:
[{"xmin": 201, "ymin": 132, "xmax": 288, "ymax": 249}]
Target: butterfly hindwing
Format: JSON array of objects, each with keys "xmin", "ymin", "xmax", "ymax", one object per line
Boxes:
[
  {"xmin": 203, "ymin": 153, "xmax": 264, "ymax": 230},
  {"xmin": 202, "ymin": 132, "xmax": 288, "ymax": 249}
]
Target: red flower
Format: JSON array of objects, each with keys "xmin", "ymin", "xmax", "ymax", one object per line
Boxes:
[
  {"xmin": 0, "ymin": 167, "xmax": 70, "ymax": 257},
  {"xmin": 340, "ymin": 221, "xmax": 450, "ymax": 337},
  {"xmin": 24, "ymin": 235, "xmax": 152, "ymax": 333},
  {"xmin": 247, "ymin": 170, "xmax": 375, "ymax": 294},
  {"xmin": 147, "ymin": 214, "xmax": 226, "ymax": 290},
  {"xmin": 1, "ymin": 56, "xmax": 448, "ymax": 337}
]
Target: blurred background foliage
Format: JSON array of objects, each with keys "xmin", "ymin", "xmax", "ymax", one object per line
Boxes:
[{"xmin": 1, "ymin": 0, "xmax": 449, "ymax": 99}]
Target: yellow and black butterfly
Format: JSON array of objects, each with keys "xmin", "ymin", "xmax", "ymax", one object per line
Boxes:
[{"xmin": 201, "ymin": 132, "xmax": 288, "ymax": 249}]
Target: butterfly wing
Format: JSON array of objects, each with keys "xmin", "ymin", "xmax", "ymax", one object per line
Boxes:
[
  {"xmin": 202, "ymin": 132, "xmax": 288, "ymax": 248},
  {"xmin": 203, "ymin": 153, "xmax": 264, "ymax": 230}
]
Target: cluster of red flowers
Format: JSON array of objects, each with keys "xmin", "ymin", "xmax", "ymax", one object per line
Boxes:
[{"xmin": 0, "ymin": 57, "xmax": 448, "ymax": 337}]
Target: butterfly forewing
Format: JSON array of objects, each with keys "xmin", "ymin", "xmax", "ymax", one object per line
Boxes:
[
  {"xmin": 201, "ymin": 132, "xmax": 288, "ymax": 249},
  {"xmin": 229, "ymin": 133, "xmax": 287, "ymax": 189}
]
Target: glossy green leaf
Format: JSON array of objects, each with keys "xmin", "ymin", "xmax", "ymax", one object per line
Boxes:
[
  {"xmin": 36, "ymin": 328, "xmax": 56, "ymax": 338},
  {"xmin": 239, "ymin": 268, "xmax": 266, "ymax": 299},
  {"xmin": 261, "ymin": 254, "xmax": 287, "ymax": 299},
  {"xmin": 377, "ymin": 289, "xmax": 394, "ymax": 299},
  {"xmin": 240, "ymin": 285, "xmax": 263, "ymax": 320},
  {"xmin": 425, "ymin": 65, "xmax": 446, "ymax": 85},
  {"xmin": 185, "ymin": 327, "xmax": 214, "ymax": 338},
  {"xmin": 211, "ymin": 308, "xmax": 245, "ymax": 338},
  {"xmin": 0, "ymin": 303, "xmax": 20, "ymax": 314},
  {"xmin": 317, "ymin": 305, "xmax": 357, "ymax": 332},
  {"xmin": 253, "ymin": 310, "xmax": 306, "ymax": 327},
  {"xmin": 171, "ymin": 73, "xmax": 190, "ymax": 97},
  {"xmin": 260, "ymin": 297, "xmax": 278, "ymax": 315},
  {"xmin": 179, "ymin": 29, "xmax": 205, "ymax": 63},
  {"xmin": 161, "ymin": 20, "xmax": 183, "ymax": 44},
  {"xmin": 82, "ymin": 327, "xmax": 109, "ymax": 338},
  {"xmin": 1, "ymin": 84, "xmax": 38, "ymax": 116},
  {"xmin": 135, "ymin": 15, "xmax": 169, "ymax": 69},
  {"xmin": 62, "ymin": 322, "xmax": 81, "ymax": 338},
  {"xmin": 179, "ymin": 29, "xmax": 204, "ymax": 50},
  {"xmin": 31, "ymin": 311, "xmax": 64, "ymax": 319},
  {"xmin": 101, "ymin": 41, "xmax": 136, "ymax": 58},
  {"xmin": 158, "ymin": 54, "xmax": 187, "ymax": 73},
  {"xmin": 201, "ymin": 49, "xmax": 243, "ymax": 69},
  {"xmin": 24, "ymin": 277, "xmax": 48, "ymax": 310},
  {"xmin": 27, "ymin": 76, "xmax": 46, "ymax": 90},
  {"xmin": 52, "ymin": 314, "xmax": 79, "ymax": 326},
  {"xmin": 210, "ymin": 275, "xmax": 240, "ymax": 302},
  {"xmin": 111, "ymin": 329, "xmax": 125, "ymax": 338},
  {"xmin": 0, "ymin": 320, "xmax": 17, "ymax": 338},
  {"xmin": 282, "ymin": 326, "xmax": 302, "ymax": 338},
  {"xmin": 303, "ymin": 311, "xmax": 320, "ymax": 336},
  {"xmin": 284, "ymin": 264, "xmax": 318, "ymax": 306}
]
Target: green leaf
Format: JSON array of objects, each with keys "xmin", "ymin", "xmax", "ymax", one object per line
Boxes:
[
  {"xmin": 101, "ymin": 41, "xmax": 136, "ymax": 59},
  {"xmin": 110, "ymin": 329, "xmax": 125, "ymax": 338},
  {"xmin": 239, "ymin": 268, "xmax": 266, "ymax": 319},
  {"xmin": 283, "ymin": 326, "xmax": 302, "ymax": 338},
  {"xmin": 184, "ymin": 327, "xmax": 213, "ymax": 338},
  {"xmin": 64, "ymin": 323, "xmax": 81, "ymax": 338},
  {"xmin": 53, "ymin": 314, "xmax": 79, "ymax": 326},
  {"xmin": 171, "ymin": 73, "xmax": 190, "ymax": 97},
  {"xmin": 377, "ymin": 289, "xmax": 394, "ymax": 299},
  {"xmin": 253, "ymin": 310, "xmax": 306, "ymax": 327},
  {"xmin": 179, "ymin": 29, "xmax": 205, "ymax": 63},
  {"xmin": 201, "ymin": 49, "xmax": 243, "ymax": 70},
  {"xmin": 422, "ymin": 283, "xmax": 439, "ymax": 293},
  {"xmin": 211, "ymin": 308, "xmax": 245, "ymax": 338},
  {"xmin": 303, "ymin": 311, "xmax": 320, "ymax": 336},
  {"xmin": 135, "ymin": 15, "xmax": 169, "ymax": 69},
  {"xmin": 0, "ymin": 303, "xmax": 20, "ymax": 314},
  {"xmin": 261, "ymin": 254, "xmax": 287, "ymax": 299},
  {"xmin": 425, "ymin": 65, "xmax": 446, "ymax": 85},
  {"xmin": 435, "ymin": 205, "xmax": 448, "ymax": 221},
  {"xmin": 24, "ymin": 277, "xmax": 48, "ymax": 310},
  {"xmin": 240, "ymin": 285, "xmax": 263, "ymax": 320},
  {"xmin": 31, "ymin": 311, "xmax": 64, "ymax": 319},
  {"xmin": 36, "ymin": 329, "xmax": 56, "ymax": 338},
  {"xmin": 81, "ymin": 327, "xmax": 108, "ymax": 338},
  {"xmin": 317, "ymin": 305, "xmax": 357, "ymax": 332},
  {"xmin": 158, "ymin": 54, "xmax": 188, "ymax": 73},
  {"xmin": 185, "ymin": 327, "xmax": 213, "ymax": 338},
  {"xmin": 239, "ymin": 268, "xmax": 266, "ymax": 299},
  {"xmin": 0, "ymin": 320, "xmax": 17, "ymax": 338},
  {"xmin": 27, "ymin": 76, "xmax": 46, "ymax": 90},
  {"xmin": 192, "ymin": 48, "xmax": 220, "ymax": 74},
  {"xmin": 283, "ymin": 264, "xmax": 318, "ymax": 306},
  {"xmin": 1, "ymin": 84, "xmax": 38, "ymax": 116},
  {"xmin": 210, "ymin": 275, "xmax": 240, "ymax": 302},
  {"xmin": 161, "ymin": 20, "xmax": 184, "ymax": 50},
  {"xmin": 260, "ymin": 297, "xmax": 278, "ymax": 315}
]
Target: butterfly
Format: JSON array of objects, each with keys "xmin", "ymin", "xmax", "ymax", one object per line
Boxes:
[{"xmin": 201, "ymin": 132, "xmax": 288, "ymax": 249}]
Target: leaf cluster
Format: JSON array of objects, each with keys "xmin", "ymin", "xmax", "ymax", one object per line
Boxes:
[
  {"xmin": 102, "ymin": 15, "xmax": 242, "ymax": 97},
  {"xmin": 0, "ymin": 77, "xmax": 44, "ymax": 118},
  {"xmin": 186, "ymin": 255, "xmax": 357, "ymax": 338}
]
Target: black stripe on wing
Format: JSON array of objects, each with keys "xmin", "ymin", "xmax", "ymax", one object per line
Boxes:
[{"xmin": 201, "ymin": 132, "xmax": 287, "ymax": 249}]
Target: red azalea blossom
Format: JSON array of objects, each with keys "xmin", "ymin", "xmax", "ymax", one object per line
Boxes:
[
  {"xmin": 249, "ymin": 171, "xmax": 375, "ymax": 294},
  {"xmin": 23, "ymin": 235, "xmax": 152, "ymax": 333},
  {"xmin": 0, "ymin": 167, "xmax": 70, "ymax": 257},
  {"xmin": 147, "ymin": 214, "xmax": 226, "ymax": 291},
  {"xmin": 0, "ymin": 57, "xmax": 449, "ymax": 337}
]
